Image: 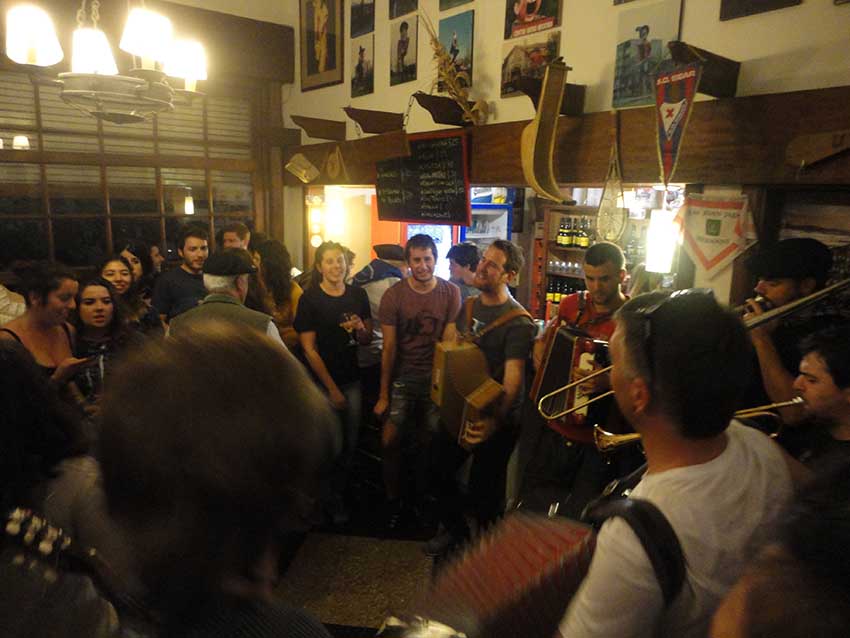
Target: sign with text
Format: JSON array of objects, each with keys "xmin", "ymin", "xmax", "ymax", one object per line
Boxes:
[
  {"xmin": 376, "ymin": 130, "xmax": 471, "ymax": 225},
  {"xmin": 654, "ymin": 63, "xmax": 701, "ymax": 185},
  {"xmin": 675, "ymin": 194, "xmax": 749, "ymax": 279}
]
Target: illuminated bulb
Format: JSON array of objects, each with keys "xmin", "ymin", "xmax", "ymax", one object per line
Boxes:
[
  {"xmin": 184, "ymin": 195, "xmax": 194, "ymax": 215},
  {"xmin": 310, "ymin": 234, "xmax": 323, "ymax": 248},
  {"xmin": 164, "ymin": 39, "xmax": 207, "ymax": 92},
  {"xmin": 12, "ymin": 135, "xmax": 30, "ymax": 150},
  {"xmin": 71, "ymin": 28, "xmax": 118, "ymax": 74},
  {"xmin": 311, "ymin": 223, "xmax": 322, "ymax": 234},
  {"xmin": 308, "ymin": 207, "xmax": 323, "ymax": 225},
  {"xmin": 646, "ymin": 208, "xmax": 679, "ymax": 274},
  {"xmin": 6, "ymin": 5, "xmax": 64, "ymax": 66},
  {"xmin": 119, "ymin": 8, "xmax": 173, "ymax": 69}
]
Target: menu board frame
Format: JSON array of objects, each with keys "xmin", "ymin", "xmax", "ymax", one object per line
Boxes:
[{"xmin": 375, "ymin": 129, "xmax": 471, "ymax": 226}]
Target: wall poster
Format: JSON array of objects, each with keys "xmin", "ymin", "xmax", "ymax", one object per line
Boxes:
[
  {"xmin": 390, "ymin": 0, "xmax": 417, "ymax": 19},
  {"xmin": 500, "ymin": 31, "xmax": 561, "ymax": 97},
  {"xmin": 720, "ymin": 0, "xmax": 801, "ymax": 21},
  {"xmin": 300, "ymin": 0, "xmax": 344, "ymax": 92},
  {"xmin": 351, "ymin": 34, "xmax": 374, "ymax": 98},
  {"xmin": 350, "ymin": 0, "xmax": 374, "ymax": 38},
  {"xmin": 440, "ymin": 0, "xmax": 473, "ymax": 9},
  {"xmin": 612, "ymin": 0, "xmax": 681, "ymax": 109},
  {"xmin": 504, "ymin": 0, "xmax": 562, "ymax": 39},
  {"xmin": 438, "ymin": 10, "xmax": 475, "ymax": 90},
  {"xmin": 390, "ymin": 16, "xmax": 418, "ymax": 86}
]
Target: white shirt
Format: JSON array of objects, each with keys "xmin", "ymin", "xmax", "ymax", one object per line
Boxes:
[{"xmin": 559, "ymin": 422, "xmax": 793, "ymax": 638}]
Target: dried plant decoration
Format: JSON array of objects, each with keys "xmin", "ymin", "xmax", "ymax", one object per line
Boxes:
[{"xmin": 421, "ymin": 13, "xmax": 488, "ymax": 126}]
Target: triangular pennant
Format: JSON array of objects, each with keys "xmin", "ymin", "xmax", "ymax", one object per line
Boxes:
[{"xmin": 654, "ymin": 64, "xmax": 702, "ymax": 185}]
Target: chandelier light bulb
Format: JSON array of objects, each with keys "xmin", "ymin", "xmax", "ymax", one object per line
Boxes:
[
  {"xmin": 164, "ymin": 39, "xmax": 207, "ymax": 92},
  {"xmin": 184, "ymin": 194, "xmax": 195, "ymax": 215},
  {"xmin": 71, "ymin": 28, "xmax": 118, "ymax": 75},
  {"xmin": 6, "ymin": 5, "xmax": 64, "ymax": 67},
  {"xmin": 119, "ymin": 8, "xmax": 173, "ymax": 69},
  {"xmin": 12, "ymin": 135, "xmax": 31, "ymax": 150}
]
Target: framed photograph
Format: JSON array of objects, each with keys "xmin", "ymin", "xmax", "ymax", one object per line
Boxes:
[
  {"xmin": 440, "ymin": 0, "xmax": 473, "ymax": 9},
  {"xmin": 612, "ymin": 0, "xmax": 681, "ymax": 109},
  {"xmin": 351, "ymin": 0, "xmax": 375, "ymax": 38},
  {"xmin": 504, "ymin": 0, "xmax": 561, "ymax": 39},
  {"xmin": 389, "ymin": 0, "xmax": 417, "ymax": 19},
  {"xmin": 351, "ymin": 34, "xmax": 375, "ymax": 97},
  {"xmin": 720, "ymin": 0, "xmax": 801, "ymax": 20},
  {"xmin": 300, "ymin": 0, "xmax": 344, "ymax": 92},
  {"xmin": 500, "ymin": 31, "xmax": 561, "ymax": 97},
  {"xmin": 438, "ymin": 10, "xmax": 474, "ymax": 90},
  {"xmin": 390, "ymin": 16, "xmax": 418, "ymax": 86}
]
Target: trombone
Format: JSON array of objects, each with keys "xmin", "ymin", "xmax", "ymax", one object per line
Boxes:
[
  {"xmin": 537, "ymin": 278, "xmax": 850, "ymax": 421},
  {"xmin": 593, "ymin": 397, "xmax": 805, "ymax": 452}
]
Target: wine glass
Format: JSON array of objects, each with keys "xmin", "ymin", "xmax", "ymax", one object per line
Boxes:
[{"xmin": 339, "ymin": 312, "xmax": 357, "ymax": 346}]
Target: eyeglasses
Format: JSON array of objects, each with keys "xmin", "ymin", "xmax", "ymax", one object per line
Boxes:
[{"xmin": 633, "ymin": 288, "xmax": 715, "ymax": 386}]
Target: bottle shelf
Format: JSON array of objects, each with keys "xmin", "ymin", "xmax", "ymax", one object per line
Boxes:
[
  {"xmin": 548, "ymin": 241, "xmax": 588, "ymax": 251},
  {"xmin": 546, "ymin": 271, "xmax": 583, "ymax": 279}
]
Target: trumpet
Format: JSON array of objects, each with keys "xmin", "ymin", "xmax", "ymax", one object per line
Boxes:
[
  {"xmin": 592, "ymin": 397, "xmax": 805, "ymax": 452},
  {"xmin": 537, "ymin": 278, "xmax": 850, "ymax": 421}
]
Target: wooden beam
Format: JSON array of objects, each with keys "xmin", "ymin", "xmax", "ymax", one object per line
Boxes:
[
  {"xmin": 290, "ymin": 115, "xmax": 347, "ymax": 141},
  {"xmin": 285, "ymin": 85, "xmax": 850, "ymax": 187}
]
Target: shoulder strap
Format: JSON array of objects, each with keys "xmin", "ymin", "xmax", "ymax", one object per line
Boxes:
[
  {"xmin": 584, "ymin": 497, "xmax": 686, "ymax": 608},
  {"xmin": 463, "ymin": 296, "xmax": 476, "ymax": 333},
  {"xmin": 464, "ymin": 298, "xmax": 533, "ymax": 343},
  {"xmin": 0, "ymin": 327, "xmax": 22, "ymax": 343}
]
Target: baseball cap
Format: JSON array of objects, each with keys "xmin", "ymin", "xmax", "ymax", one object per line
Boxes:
[
  {"xmin": 746, "ymin": 238, "xmax": 832, "ymax": 285},
  {"xmin": 204, "ymin": 248, "xmax": 257, "ymax": 276}
]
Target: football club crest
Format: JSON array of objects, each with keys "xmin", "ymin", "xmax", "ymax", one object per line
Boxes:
[{"xmin": 654, "ymin": 64, "xmax": 701, "ymax": 185}]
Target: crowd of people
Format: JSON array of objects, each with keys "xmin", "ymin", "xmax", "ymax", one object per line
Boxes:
[{"xmin": 1, "ymin": 224, "xmax": 849, "ymax": 638}]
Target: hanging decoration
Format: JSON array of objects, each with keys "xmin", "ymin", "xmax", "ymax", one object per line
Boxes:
[
  {"xmin": 653, "ymin": 63, "xmax": 701, "ymax": 185},
  {"xmin": 596, "ymin": 112, "xmax": 628, "ymax": 242},
  {"xmin": 674, "ymin": 194, "xmax": 749, "ymax": 279}
]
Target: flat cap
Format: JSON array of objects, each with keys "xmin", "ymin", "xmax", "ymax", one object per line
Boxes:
[
  {"xmin": 204, "ymin": 248, "xmax": 257, "ymax": 276},
  {"xmin": 746, "ymin": 238, "xmax": 832, "ymax": 284},
  {"xmin": 374, "ymin": 244, "xmax": 405, "ymax": 262}
]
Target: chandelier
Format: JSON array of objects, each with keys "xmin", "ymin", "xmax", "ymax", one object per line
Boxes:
[{"xmin": 5, "ymin": 2, "xmax": 207, "ymax": 124}]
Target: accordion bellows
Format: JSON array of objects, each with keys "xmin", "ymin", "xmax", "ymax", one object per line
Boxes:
[{"xmin": 413, "ymin": 513, "xmax": 596, "ymax": 638}]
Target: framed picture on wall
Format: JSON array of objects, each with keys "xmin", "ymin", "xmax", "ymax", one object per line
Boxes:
[
  {"xmin": 500, "ymin": 31, "xmax": 561, "ymax": 97},
  {"xmin": 438, "ymin": 10, "xmax": 474, "ymax": 90},
  {"xmin": 390, "ymin": 16, "xmax": 418, "ymax": 86},
  {"xmin": 351, "ymin": 0, "xmax": 375, "ymax": 38},
  {"xmin": 300, "ymin": 0, "xmax": 345, "ymax": 92},
  {"xmin": 440, "ymin": 0, "xmax": 473, "ymax": 10},
  {"xmin": 720, "ymin": 0, "xmax": 801, "ymax": 20},
  {"xmin": 612, "ymin": 0, "xmax": 681, "ymax": 109},
  {"xmin": 351, "ymin": 34, "xmax": 375, "ymax": 97},
  {"xmin": 390, "ymin": 0, "xmax": 417, "ymax": 19},
  {"xmin": 504, "ymin": 0, "xmax": 561, "ymax": 39}
]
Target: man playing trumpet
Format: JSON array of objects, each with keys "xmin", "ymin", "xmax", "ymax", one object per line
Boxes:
[{"xmin": 558, "ymin": 290, "xmax": 794, "ymax": 638}]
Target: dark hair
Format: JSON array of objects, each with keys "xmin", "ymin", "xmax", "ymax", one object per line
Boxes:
[
  {"xmin": 177, "ymin": 224, "xmax": 209, "ymax": 251},
  {"xmin": 310, "ymin": 241, "xmax": 346, "ymax": 289},
  {"xmin": 616, "ymin": 291, "xmax": 752, "ymax": 438},
  {"xmin": 742, "ymin": 459, "xmax": 850, "ymax": 638},
  {"xmin": 95, "ymin": 254, "xmax": 135, "ymax": 290},
  {"xmin": 0, "ymin": 340, "xmax": 85, "ymax": 511},
  {"xmin": 446, "ymin": 242, "xmax": 481, "ymax": 270},
  {"xmin": 97, "ymin": 325, "xmax": 337, "ymax": 616},
  {"xmin": 585, "ymin": 242, "xmax": 626, "ymax": 270},
  {"xmin": 221, "ymin": 222, "xmax": 250, "ymax": 242},
  {"xmin": 12, "ymin": 261, "xmax": 76, "ymax": 308},
  {"xmin": 490, "ymin": 239, "xmax": 525, "ymax": 274},
  {"xmin": 72, "ymin": 277, "xmax": 129, "ymax": 341},
  {"xmin": 400, "ymin": 20, "xmax": 408, "ymax": 31},
  {"xmin": 247, "ymin": 231, "xmax": 268, "ymax": 253},
  {"xmin": 118, "ymin": 239, "xmax": 154, "ymax": 281},
  {"xmin": 256, "ymin": 240, "xmax": 293, "ymax": 307},
  {"xmin": 405, "ymin": 233, "xmax": 438, "ymax": 262},
  {"xmin": 799, "ymin": 326, "xmax": 850, "ymax": 390}
]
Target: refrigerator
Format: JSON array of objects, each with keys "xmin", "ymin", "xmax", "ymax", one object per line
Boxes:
[{"xmin": 460, "ymin": 187, "xmax": 515, "ymax": 251}]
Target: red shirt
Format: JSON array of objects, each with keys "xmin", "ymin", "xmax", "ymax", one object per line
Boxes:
[{"xmin": 555, "ymin": 291, "xmax": 619, "ymax": 341}]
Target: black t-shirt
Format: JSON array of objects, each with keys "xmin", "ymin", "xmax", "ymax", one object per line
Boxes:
[
  {"xmin": 779, "ymin": 420, "xmax": 850, "ymax": 467},
  {"xmin": 151, "ymin": 267, "xmax": 206, "ymax": 320},
  {"xmin": 293, "ymin": 284, "xmax": 371, "ymax": 386}
]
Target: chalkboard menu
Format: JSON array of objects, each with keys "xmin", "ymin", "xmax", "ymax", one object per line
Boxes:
[{"xmin": 376, "ymin": 130, "xmax": 470, "ymax": 225}]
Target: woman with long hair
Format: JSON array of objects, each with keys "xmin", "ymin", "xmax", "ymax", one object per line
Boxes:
[
  {"xmin": 97, "ymin": 254, "xmax": 163, "ymax": 336},
  {"xmin": 294, "ymin": 241, "xmax": 372, "ymax": 524},
  {"xmin": 71, "ymin": 277, "xmax": 138, "ymax": 410},
  {"xmin": 118, "ymin": 239, "xmax": 156, "ymax": 300},
  {"xmin": 256, "ymin": 239, "xmax": 303, "ymax": 350},
  {"xmin": 0, "ymin": 262, "xmax": 93, "ymax": 388}
]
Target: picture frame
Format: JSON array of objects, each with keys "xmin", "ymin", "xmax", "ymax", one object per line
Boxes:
[
  {"xmin": 440, "ymin": 0, "xmax": 473, "ymax": 10},
  {"xmin": 390, "ymin": 16, "xmax": 418, "ymax": 86},
  {"xmin": 438, "ymin": 10, "xmax": 475, "ymax": 90},
  {"xmin": 300, "ymin": 0, "xmax": 345, "ymax": 92},
  {"xmin": 390, "ymin": 0, "xmax": 418, "ymax": 20},
  {"xmin": 351, "ymin": 0, "xmax": 375, "ymax": 38},
  {"xmin": 500, "ymin": 31, "xmax": 561, "ymax": 97},
  {"xmin": 720, "ymin": 0, "xmax": 801, "ymax": 21},
  {"xmin": 612, "ymin": 0, "xmax": 681, "ymax": 109},
  {"xmin": 504, "ymin": 0, "xmax": 561, "ymax": 40},
  {"xmin": 351, "ymin": 34, "xmax": 375, "ymax": 98}
]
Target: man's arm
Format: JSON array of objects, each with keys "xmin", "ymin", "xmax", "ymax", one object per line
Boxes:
[
  {"xmin": 497, "ymin": 358, "xmax": 525, "ymax": 421},
  {"xmin": 374, "ymin": 323, "xmax": 397, "ymax": 418}
]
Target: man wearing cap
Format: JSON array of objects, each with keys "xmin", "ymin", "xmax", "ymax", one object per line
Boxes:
[
  {"xmin": 168, "ymin": 248, "xmax": 286, "ymax": 348},
  {"xmin": 743, "ymin": 238, "xmax": 837, "ymax": 409},
  {"xmin": 352, "ymin": 244, "xmax": 408, "ymax": 414}
]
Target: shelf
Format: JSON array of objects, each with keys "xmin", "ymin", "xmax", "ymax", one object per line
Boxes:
[
  {"xmin": 547, "ymin": 271, "xmax": 584, "ymax": 279},
  {"xmin": 550, "ymin": 205, "xmax": 598, "ymax": 215},
  {"xmin": 548, "ymin": 241, "xmax": 588, "ymax": 251}
]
